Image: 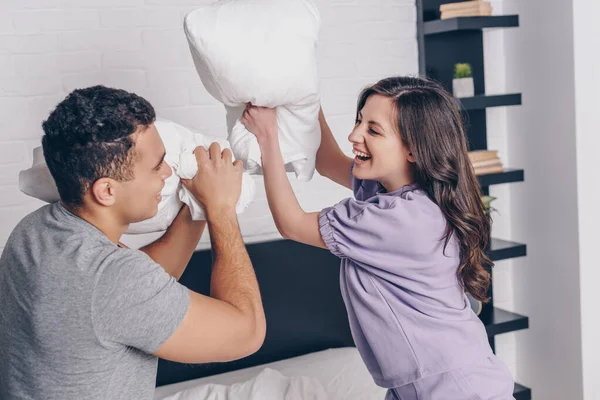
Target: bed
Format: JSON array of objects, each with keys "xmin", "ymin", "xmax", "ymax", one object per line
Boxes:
[
  {"xmin": 150, "ymin": 239, "xmax": 385, "ymax": 399},
  {"xmin": 154, "ymin": 347, "xmax": 386, "ymax": 399}
]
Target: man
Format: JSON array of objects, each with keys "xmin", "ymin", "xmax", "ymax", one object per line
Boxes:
[{"xmin": 0, "ymin": 86, "xmax": 266, "ymax": 399}]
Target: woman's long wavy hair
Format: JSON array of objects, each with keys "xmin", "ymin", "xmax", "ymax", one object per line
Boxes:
[{"xmin": 357, "ymin": 76, "xmax": 493, "ymax": 302}]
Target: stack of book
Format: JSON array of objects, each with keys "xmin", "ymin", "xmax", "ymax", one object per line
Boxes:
[
  {"xmin": 440, "ymin": 1, "xmax": 492, "ymax": 19},
  {"xmin": 468, "ymin": 150, "xmax": 503, "ymax": 175}
]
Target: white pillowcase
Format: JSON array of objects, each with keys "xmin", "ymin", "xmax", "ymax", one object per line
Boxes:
[
  {"xmin": 18, "ymin": 118, "xmax": 255, "ymax": 235},
  {"xmin": 184, "ymin": 0, "xmax": 322, "ymax": 181},
  {"xmin": 127, "ymin": 118, "xmax": 255, "ymax": 234},
  {"xmin": 161, "ymin": 368, "xmax": 327, "ymax": 400}
]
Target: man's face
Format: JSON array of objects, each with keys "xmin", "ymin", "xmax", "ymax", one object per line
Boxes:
[{"xmin": 115, "ymin": 124, "xmax": 172, "ymax": 224}]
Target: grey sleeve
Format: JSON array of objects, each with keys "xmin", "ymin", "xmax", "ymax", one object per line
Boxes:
[{"xmin": 91, "ymin": 250, "xmax": 190, "ymax": 354}]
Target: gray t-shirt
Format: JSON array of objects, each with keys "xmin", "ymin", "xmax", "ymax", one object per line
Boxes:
[{"xmin": 0, "ymin": 203, "xmax": 190, "ymax": 400}]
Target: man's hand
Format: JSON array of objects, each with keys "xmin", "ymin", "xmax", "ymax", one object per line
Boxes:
[{"xmin": 181, "ymin": 142, "xmax": 243, "ymax": 215}]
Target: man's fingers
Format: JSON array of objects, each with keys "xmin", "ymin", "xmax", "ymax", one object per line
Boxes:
[
  {"xmin": 193, "ymin": 146, "xmax": 209, "ymax": 164},
  {"xmin": 209, "ymin": 142, "xmax": 222, "ymax": 161},
  {"xmin": 233, "ymin": 159, "xmax": 243, "ymax": 171},
  {"xmin": 222, "ymin": 148, "xmax": 233, "ymax": 164}
]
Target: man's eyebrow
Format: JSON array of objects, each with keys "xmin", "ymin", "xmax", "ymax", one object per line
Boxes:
[{"xmin": 154, "ymin": 152, "xmax": 166, "ymax": 169}]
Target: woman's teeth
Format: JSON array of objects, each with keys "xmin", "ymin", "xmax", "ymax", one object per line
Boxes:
[{"xmin": 353, "ymin": 149, "xmax": 372, "ymax": 161}]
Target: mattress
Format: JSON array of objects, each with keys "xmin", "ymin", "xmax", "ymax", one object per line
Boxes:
[{"xmin": 153, "ymin": 347, "xmax": 386, "ymax": 400}]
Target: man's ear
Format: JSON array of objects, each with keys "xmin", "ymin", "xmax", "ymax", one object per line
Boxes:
[{"xmin": 91, "ymin": 178, "xmax": 117, "ymax": 207}]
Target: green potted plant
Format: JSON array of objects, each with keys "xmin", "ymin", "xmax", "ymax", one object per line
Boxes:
[
  {"xmin": 481, "ymin": 195, "xmax": 497, "ymax": 215},
  {"xmin": 482, "ymin": 194, "xmax": 497, "ymax": 247},
  {"xmin": 453, "ymin": 63, "xmax": 474, "ymax": 98}
]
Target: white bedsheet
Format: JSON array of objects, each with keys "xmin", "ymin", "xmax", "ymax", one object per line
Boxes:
[
  {"xmin": 154, "ymin": 347, "xmax": 386, "ymax": 400},
  {"xmin": 159, "ymin": 368, "xmax": 327, "ymax": 400}
]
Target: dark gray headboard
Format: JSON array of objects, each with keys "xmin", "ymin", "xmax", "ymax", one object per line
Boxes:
[{"xmin": 156, "ymin": 239, "xmax": 354, "ymax": 387}]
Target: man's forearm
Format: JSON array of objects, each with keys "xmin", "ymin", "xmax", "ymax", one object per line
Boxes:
[
  {"xmin": 207, "ymin": 208, "xmax": 265, "ymax": 340},
  {"xmin": 139, "ymin": 205, "xmax": 206, "ymax": 280}
]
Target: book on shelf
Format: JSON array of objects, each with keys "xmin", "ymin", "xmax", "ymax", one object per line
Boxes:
[
  {"xmin": 441, "ymin": 9, "xmax": 492, "ymax": 19},
  {"xmin": 440, "ymin": 0, "xmax": 488, "ymax": 12},
  {"xmin": 474, "ymin": 164, "xmax": 504, "ymax": 175},
  {"xmin": 468, "ymin": 150, "xmax": 504, "ymax": 175},
  {"xmin": 440, "ymin": 1, "xmax": 492, "ymax": 19},
  {"xmin": 471, "ymin": 158, "xmax": 502, "ymax": 168},
  {"xmin": 468, "ymin": 149, "xmax": 498, "ymax": 163}
]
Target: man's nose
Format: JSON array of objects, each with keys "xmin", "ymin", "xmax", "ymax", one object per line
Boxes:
[{"xmin": 163, "ymin": 164, "xmax": 173, "ymax": 180}]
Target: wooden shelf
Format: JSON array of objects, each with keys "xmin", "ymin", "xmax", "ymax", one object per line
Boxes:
[
  {"xmin": 460, "ymin": 93, "xmax": 522, "ymax": 110},
  {"xmin": 489, "ymin": 238, "xmax": 526, "ymax": 261},
  {"xmin": 477, "ymin": 168, "xmax": 524, "ymax": 187},
  {"xmin": 424, "ymin": 15, "xmax": 519, "ymax": 35},
  {"xmin": 514, "ymin": 383, "xmax": 532, "ymax": 400},
  {"xmin": 483, "ymin": 308, "xmax": 529, "ymax": 336}
]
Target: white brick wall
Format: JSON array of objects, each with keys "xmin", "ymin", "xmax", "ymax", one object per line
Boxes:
[{"xmin": 0, "ymin": 0, "xmax": 418, "ymax": 254}]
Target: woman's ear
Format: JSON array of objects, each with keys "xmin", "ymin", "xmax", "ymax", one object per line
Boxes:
[{"xmin": 407, "ymin": 151, "xmax": 416, "ymax": 163}]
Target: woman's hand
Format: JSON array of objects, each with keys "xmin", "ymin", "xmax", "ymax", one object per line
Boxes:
[{"xmin": 241, "ymin": 103, "xmax": 278, "ymax": 145}]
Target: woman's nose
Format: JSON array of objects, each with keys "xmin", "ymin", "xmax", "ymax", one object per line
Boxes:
[{"xmin": 348, "ymin": 127, "xmax": 364, "ymax": 144}]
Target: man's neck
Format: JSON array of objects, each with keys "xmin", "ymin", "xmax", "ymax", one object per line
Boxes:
[{"xmin": 63, "ymin": 202, "xmax": 127, "ymax": 245}]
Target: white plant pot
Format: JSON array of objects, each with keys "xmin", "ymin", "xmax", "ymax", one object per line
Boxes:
[{"xmin": 452, "ymin": 77, "xmax": 474, "ymax": 98}]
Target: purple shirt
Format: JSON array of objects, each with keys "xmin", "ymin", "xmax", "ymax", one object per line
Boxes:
[{"xmin": 319, "ymin": 170, "xmax": 493, "ymax": 388}]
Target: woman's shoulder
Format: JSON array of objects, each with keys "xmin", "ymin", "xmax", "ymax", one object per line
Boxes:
[
  {"xmin": 377, "ymin": 187, "xmax": 447, "ymax": 230},
  {"xmin": 395, "ymin": 186, "xmax": 442, "ymax": 209}
]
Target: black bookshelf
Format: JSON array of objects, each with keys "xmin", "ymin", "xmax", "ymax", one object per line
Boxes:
[
  {"xmin": 423, "ymin": 15, "xmax": 519, "ymax": 35},
  {"xmin": 483, "ymin": 308, "xmax": 529, "ymax": 336},
  {"xmin": 460, "ymin": 93, "xmax": 522, "ymax": 110},
  {"xmin": 489, "ymin": 238, "xmax": 527, "ymax": 261},
  {"xmin": 417, "ymin": 0, "xmax": 530, "ymax": 397},
  {"xmin": 478, "ymin": 168, "xmax": 524, "ymax": 187},
  {"xmin": 514, "ymin": 383, "xmax": 532, "ymax": 400}
]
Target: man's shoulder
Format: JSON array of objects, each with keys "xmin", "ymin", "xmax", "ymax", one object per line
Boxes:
[
  {"xmin": 100, "ymin": 247, "xmax": 157, "ymax": 269},
  {"xmin": 4, "ymin": 204, "xmax": 55, "ymax": 248},
  {"xmin": 13, "ymin": 203, "xmax": 53, "ymax": 230},
  {"xmin": 92, "ymin": 247, "xmax": 163, "ymax": 287},
  {"xmin": 8, "ymin": 203, "xmax": 80, "ymax": 245},
  {"xmin": 5, "ymin": 204, "xmax": 148, "ymax": 266}
]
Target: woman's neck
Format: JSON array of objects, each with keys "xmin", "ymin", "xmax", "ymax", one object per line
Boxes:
[{"xmin": 379, "ymin": 171, "xmax": 415, "ymax": 193}]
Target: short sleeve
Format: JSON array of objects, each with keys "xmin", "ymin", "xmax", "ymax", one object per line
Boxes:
[
  {"xmin": 318, "ymin": 188, "xmax": 449, "ymax": 269},
  {"xmin": 319, "ymin": 196, "xmax": 401, "ymax": 262},
  {"xmin": 92, "ymin": 249, "xmax": 190, "ymax": 353}
]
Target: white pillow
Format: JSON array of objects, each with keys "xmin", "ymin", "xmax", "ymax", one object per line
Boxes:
[
  {"xmin": 18, "ymin": 146, "xmax": 59, "ymax": 203},
  {"xmin": 184, "ymin": 0, "xmax": 322, "ymax": 181},
  {"xmin": 127, "ymin": 118, "xmax": 256, "ymax": 234},
  {"xmin": 161, "ymin": 368, "xmax": 327, "ymax": 400},
  {"xmin": 18, "ymin": 118, "xmax": 255, "ymax": 235}
]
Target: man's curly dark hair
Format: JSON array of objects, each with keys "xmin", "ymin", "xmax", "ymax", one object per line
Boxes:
[{"xmin": 42, "ymin": 85, "xmax": 156, "ymax": 207}]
